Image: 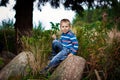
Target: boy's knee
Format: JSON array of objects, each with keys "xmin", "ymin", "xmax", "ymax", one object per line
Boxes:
[
  {"xmin": 52, "ymin": 40, "xmax": 58, "ymax": 44},
  {"xmin": 52, "ymin": 40, "xmax": 60, "ymax": 47}
]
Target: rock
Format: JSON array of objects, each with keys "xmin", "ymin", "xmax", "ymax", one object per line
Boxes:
[
  {"xmin": 0, "ymin": 51, "xmax": 35, "ymax": 80},
  {"xmin": 49, "ymin": 55, "xmax": 86, "ymax": 80}
]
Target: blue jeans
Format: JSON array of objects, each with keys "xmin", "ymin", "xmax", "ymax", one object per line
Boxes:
[{"xmin": 47, "ymin": 40, "xmax": 70, "ymax": 68}]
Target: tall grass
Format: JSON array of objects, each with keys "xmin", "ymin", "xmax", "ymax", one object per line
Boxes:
[
  {"xmin": 21, "ymin": 26, "xmax": 53, "ymax": 76},
  {"xmin": 104, "ymin": 28, "xmax": 120, "ymax": 80},
  {"xmin": 0, "ymin": 19, "xmax": 15, "ymax": 53},
  {"xmin": 73, "ymin": 21, "xmax": 120, "ymax": 80}
]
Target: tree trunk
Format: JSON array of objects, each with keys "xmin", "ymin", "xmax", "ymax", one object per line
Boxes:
[
  {"xmin": 0, "ymin": 51, "xmax": 35, "ymax": 80},
  {"xmin": 49, "ymin": 55, "xmax": 86, "ymax": 80},
  {"xmin": 14, "ymin": 0, "xmax": 33, "ymax": 54}
]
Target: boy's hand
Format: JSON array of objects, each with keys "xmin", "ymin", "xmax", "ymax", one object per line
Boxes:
[
  {"xmin": 68, "ymin": 53, "xmax": 73, "ymax": 57},
  {"xmin": 52, "ymin": 34, "xmax": 57, "ymax": 39}
]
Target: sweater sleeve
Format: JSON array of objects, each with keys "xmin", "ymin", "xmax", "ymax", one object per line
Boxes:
[
  {"xmin": 70, "ymin": 34, "xmax": 79, "ymax": 55},
  {"xmin": 58, "ymin": 35, "xmax": 62, "ymax": 43}
]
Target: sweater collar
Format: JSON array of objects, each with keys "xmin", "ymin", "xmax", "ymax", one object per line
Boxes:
[{"xmin": 62, "ymin": 30, "xmax": 71, "ymax": 35}]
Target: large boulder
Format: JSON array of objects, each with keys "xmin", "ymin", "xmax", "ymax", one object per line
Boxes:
[
  {"xmin": 49, "ymin": 55, "xmax": 86, "ymax": 80},
  {"xmin": 0, "ymin": 51, "xmax": 35, "ymax": 80}
]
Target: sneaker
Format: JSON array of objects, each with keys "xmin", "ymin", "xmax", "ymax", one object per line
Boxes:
[
  {"xmin": 48, "ymin": 56, "xmax": 53, "ymax": 60},
  {"xmin": 48, "ymin": 55, "xmax": 55, "ymax": 60},
  {"xmin": 39, "ymin": 67, "xmax": 48, "ymax": 75}
]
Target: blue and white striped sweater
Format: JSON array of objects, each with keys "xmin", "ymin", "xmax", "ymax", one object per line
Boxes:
[{"xmin": 59, "ymin": 30, "xmax": 79, "ymax": 55}]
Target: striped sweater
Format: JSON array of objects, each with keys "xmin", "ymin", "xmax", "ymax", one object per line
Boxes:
[{"xmin": 59, "ymin": 30, "xmax": 79, "ymax": 55}]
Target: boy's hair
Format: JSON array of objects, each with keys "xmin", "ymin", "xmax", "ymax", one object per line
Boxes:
[{"xmin": 60, "ymin": 19, "xmax": 71, "ymax": 27}]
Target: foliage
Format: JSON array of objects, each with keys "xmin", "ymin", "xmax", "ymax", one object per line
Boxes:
[
  {"xmin": 73, "ymin": 20, "xmax": 120, "ymax": 80},
  {"xmin": 0, "ymin": 19, "xmax": 52, "ymax": 79},
  {"xmin": 21, "ymin": 26, "xmax": 53, "ymax": 79},
  {"xmin": 0, "ymin": 19, "xmax": 15, "ymax": 53},
  {"xmin": 0, "ymin": 57, "xmax": 4, "ymax": 68},
  {"xmin": 72, "ymin": 9, "xmax": 120, "ymax": 79},
  {"xmin": 0, "ymin": 19, "xmax": 120, "ymax": 80},
  {"xmin": 1, "ymin": 0, "xmax": 120, "ymax": 13},
  {"xmin": 0, "ymin": 19, "xmax": 14, "ymax": 29},
  {"xmin": 104, "ymin": 28, "xmax": 120, "ymax": 80},
  {"xmin": 50, "ymin": 22, "xmax": 60, "ymax": 34}
]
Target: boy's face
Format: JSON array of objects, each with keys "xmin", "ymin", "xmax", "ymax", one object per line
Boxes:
[{"xmin": 60, "ymin": 22, "xmax": 71, "ymax": 33}]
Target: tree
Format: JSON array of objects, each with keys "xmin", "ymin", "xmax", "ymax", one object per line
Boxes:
[
  {"xmin": 14, "ymin": 0, "xmax": 34, "ymax": 54},
  {"xmin": 1, "ymin": 0, "xmax": 35, "ymax": 54},
  {"xmin": 0, "ymin": 0, "xmax": 119, "ymax": 54}
]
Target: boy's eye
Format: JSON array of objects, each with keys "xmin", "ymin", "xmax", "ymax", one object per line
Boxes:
[{"xmin": 62, "ymin": 26, "xmax": 68, "ymax": 28}]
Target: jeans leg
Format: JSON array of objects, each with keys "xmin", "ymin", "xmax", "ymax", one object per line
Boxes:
[
  {"xmin": 48, "ymin": 48, "xmax": 70, "ymax": 68},
  {"xmin": 52, "ymin": 40, "xmax": 63, "ymax": 56}
]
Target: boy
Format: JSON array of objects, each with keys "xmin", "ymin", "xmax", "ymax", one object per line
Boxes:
[{"xmin": 40, "ymin": 19, "xmax": 79, "ymax": 74}]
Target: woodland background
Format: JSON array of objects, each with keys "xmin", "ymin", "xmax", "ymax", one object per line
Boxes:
[{"xmin": 0, "ymin": 0, "xmax": 120, "ymax": 80}]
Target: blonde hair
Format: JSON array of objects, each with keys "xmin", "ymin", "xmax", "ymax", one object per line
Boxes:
[{"xmin": 60, "ymin": 19, "xmax": 71, "ymax": 27}]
